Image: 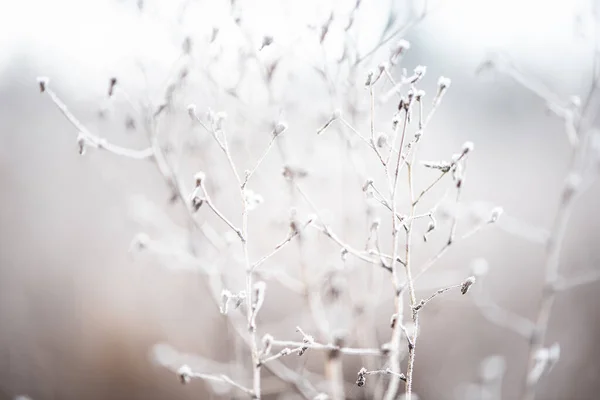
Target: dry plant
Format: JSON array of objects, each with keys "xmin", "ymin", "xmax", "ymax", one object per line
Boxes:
[
  {"xmin": 467, "ymin": 38, "xmax": 600, "ymax": 399},
  {"xmin": 35, "ymin": 1, "xmax": 600, "ymax": 399}
]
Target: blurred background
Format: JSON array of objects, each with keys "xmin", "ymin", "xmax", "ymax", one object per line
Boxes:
[{"xmin": 1, "ymin": 0, "xmax": 600, "ymax": 399}]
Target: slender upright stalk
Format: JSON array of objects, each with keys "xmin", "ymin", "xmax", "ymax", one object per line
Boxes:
[
  {"xmin": 383, "ymin": 105, "xmax": 411, "ymax": 400},
  {"xmin": 403, "ymin": 162, "xmax": 418, "ymax": 399}
]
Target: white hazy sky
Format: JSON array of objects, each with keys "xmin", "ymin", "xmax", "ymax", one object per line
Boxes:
[{"xmin": 0, "ymin": 0, "xmax": 593, "ymax": 94}]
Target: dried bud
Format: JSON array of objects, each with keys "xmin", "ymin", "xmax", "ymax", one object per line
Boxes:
[
  {"xmin": 411, "ymin": 65, "xmax": 427, "ymax": 83},
  {"xmin": 427, "ymin": 219, "xmax": 437, "ymax": 232},
  {"xmin": 461, "ymin": 276, "xmax": 476, "ymax": 295},
  {"xmin": 295, "ymin": 326, "xmax": 315, "ymax": 351},
  {"xmin": 390, "ymin": 39, "xmax": 410, "ymax": 64},
  {"xmin": 220, "ymin": 289, "xmax": 232, "ymax": 314},
  {"xmin": 37, "ymin": 76, "xmax": 49, "ymax": 93},
  {"xmin": 261, "ymin": 334, "xmax": 274, "ymax": 356},
  {"xmin": 331, "ymin": 330, "xmax": 345, "ymax": 349},
  {"xmin": 489, "ymin": 207, "xmax": 503, "ymax": 223},
  {"xmin": 392, "ymin": 114, "xmax": 401, "ymax": 130},
  {"xmin": 233, "ymin": 295, "xmax": 245, "ymax": 309},
  {"xmin": 108, "ymin": 77, "xmax": 117, "ymax": 97},
  {"xmin": 475, "ymin": 56, "xmax": 498, "ymax": 75},
  {"xmin": 356, "ymin": 367, "xmax": 367, "ymax": 387},
  {"xmin": 390, "ymin": 313, "xmax": 397, "ymax": 328},
  {"xmin": 76, "ymin": 133, "xmax": 87, "ymax": 155},
  {"xmin": 215, "ymin": 112, "xmax": 227, "ymax": 130},
  {"xmin": 340, "ymin": 248, "xmax": 349, "ymax": 261},
  {"xmin": 378, "ymin": 61, "xmax": 389, "ymax": 73},
  {"xmin": 194, "ymin": 171, "xmax": 206, "ymax": 187},
  {"xmin": 187, "ymin": 104, "xmax": 197, "ymax": 119},
  {"xmin": 298, "ymin": 340, "xmax": 308, "ymax": 356},
  {"xmin": 452, "ymin": 163, "xmax": 463, "ymax": 188},
  {"xmin": 177, "ymin": 365, "xmax": 193, "ymax": 384},
  {"xmin": 370, "ymin": 219, "xmax": 380, "ymax": 231},
  {"xmin": 182, "ymin": 36, "xmax": 192, "ymax": 54},
  {"xmin": 423, "ymin": 219, "xmax": 436, "ymax": 242},
  {"xmin": 220, "ymin": 290, "xmax": 246, "ymax": 314},
  {"xmin": 210, "ymin": 27, "xmax": 219, "ymax": 42},
  {"xmin": 398, "ymin": 96, "xmax": 407, "ymax": 111},
  {"xmin": 422, "ymin": 160, "xmax": 452, "ymax": 173},
  {"xmin": 365, "ymin": 70, "xmax": 375, "ymax": 86},
  {"xmin": 207, "ymin": 109, "xmax": 227, "ymax": 130},
  {"xmin": 273, "ymin": 121, "xmax": 288, "ymax": 136},
  {"xmin": 125, "ymin": 115, "xmax": 136, "ymax": 130},
  {"xmin": 438, "ymin": 76, "xmax": 451, "ymax": 91},
  {"xmin": 252, "ymin": 281, "xmax": 266, "ymax": 313},
  {"xmin": 415, "ymin": 90, "xmax": 425, "ymax": 101},
  {"xmin": 376, "ymin": 132, "xmax": 388, "ymax": 148},
  {"xmin": 394, "ymin": 39, "xmax": 411, "ymax": 52},
  {"xmin": 282, "ymin": 165, "xmax": 308, "ymax": 181},
  {"xmin": 191, "ymin": 196, "xmax": 204, "ymax": 212},
  {"xmin": 260, "ymin": 35, "xmax": 274, "ymax": 50},
  {"xmin": 280, "ymin": 348, "xmax": 292, "ymax": 356},
  {"xmin": 317, "ymin": 110, "xmax": 340, "ymax": 135},
  {"xmin": 129, "ymin": 232, "xmax": 150, "ymax": 252},
  {"xmin": 462, "ymin": 141, "xmax": 474, "ymax": 154}
]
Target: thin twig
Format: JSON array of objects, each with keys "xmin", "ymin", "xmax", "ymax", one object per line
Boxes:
[
  {"xmin": 310, "ymin": 223, "xmax": 390, "ymax": 270},
  {"xmin": 384, "ymin": 106, "xmax": 413, "ymax": 400},
  {"xmin": 357, "ymin": 367, "xmax": 407, "ymax": 388},
  {"xmin": 259, "ymin": 347, "xmax": 305, "ymax": 365},
  {"xmin": 252, "ymin": 219, "xmax": 313, "ymax": 270},
  {"xmin": 413, "ymin": 283, "xmax": 462, "ymax": 311},
  {"xmin": 190, "ymin": 109, "xmax": 243, "ymax": 183},
  {"xmin": 412, "ymin": 151, "xmax": 468, "ymax": 207},
  {"xmin": 294, "ymin": 182, "xmax": 391, "ymax": 271},
  {"xmin": 243, "ymin": 124, "xmax": 287, "ymax": 188},
  {"xmin": 269, "ymin": 340, "xmax": 384, "ymax": 357},
  {"xmin": 192, "ymin": 183, "xmax": 245, "ymax": 242},
  {"xmin": 242, "ymin": 135, "xmax": 277, "ymax": 188},
  {"xmin": 369, "ymin": 84, "xmax": 387, "ymax": 166},
  {"xmin": 178, "ymin": 366, "xmax": 254, "ymax": 396},
  {"xmin": 400, "ymin": 163, "xmax": 418, "ymax": 400},
  {"xmin": 338, "ymin": 117, "xmax": 386, "ymax": 165},
  {"xmin": 42, "ymin": 85, "xmax": 154, "ymax": 159}
]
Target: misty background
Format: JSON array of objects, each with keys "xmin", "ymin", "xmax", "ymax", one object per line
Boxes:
[{"xmin": 1, "ymin": 0, "xmax": 599, "ymax": 399}]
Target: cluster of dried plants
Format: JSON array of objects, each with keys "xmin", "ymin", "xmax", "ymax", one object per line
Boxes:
[{"xmin": 36, "ymin": 1, "xmax": 600, "ymax": 399}]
